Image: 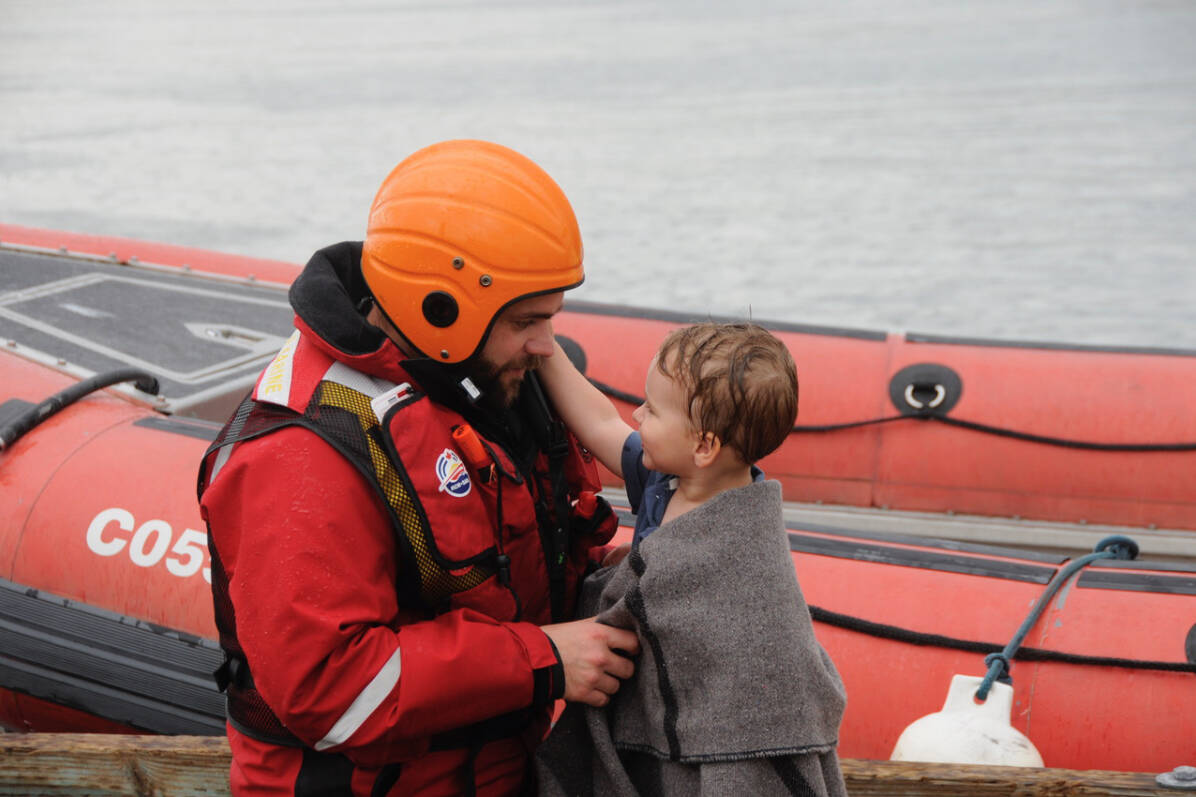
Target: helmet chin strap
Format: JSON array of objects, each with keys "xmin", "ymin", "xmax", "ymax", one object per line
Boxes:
[
  {"xmin": 458, "ymin": 375, "xmax": 483, "ymax": 404},
  {"xmin": 364, "ymin": 294, "xmax": 511, "ymax": 411}
]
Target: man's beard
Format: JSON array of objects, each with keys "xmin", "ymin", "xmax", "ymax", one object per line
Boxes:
[{"xmin": 466, "ymin": 353, "xmax": 545, "ymax": 410}]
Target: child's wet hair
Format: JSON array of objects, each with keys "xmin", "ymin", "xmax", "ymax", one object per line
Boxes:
[{"xmin": 655, "ymin": 322, "xmax": 798, "ymax": 464}]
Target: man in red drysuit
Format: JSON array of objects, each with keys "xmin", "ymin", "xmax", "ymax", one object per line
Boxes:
[{"xmin": 198, "ymin": 139, "xmax": 639, "ymax": 795}]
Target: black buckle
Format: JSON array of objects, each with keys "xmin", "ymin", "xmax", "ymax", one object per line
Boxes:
[{"xmin": 213, "ymin": 654, "xmax": 248, "ymax": 693}]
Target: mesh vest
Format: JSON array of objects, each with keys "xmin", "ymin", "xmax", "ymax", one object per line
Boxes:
[{"xmin": 198, "ymin": 362, "xmax": 610, "ymax": 745}]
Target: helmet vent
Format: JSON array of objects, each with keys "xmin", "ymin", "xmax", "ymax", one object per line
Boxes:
[{"xmin": 422, "ymin": 291, "xmax": 459, "ymax": 328}]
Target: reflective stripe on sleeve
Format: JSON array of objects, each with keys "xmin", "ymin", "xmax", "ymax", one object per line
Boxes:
[
  {"xmin": 313, "ymin": 647, "xmax": 402, "ymax": 751},
  {"xmin": 207, "ymin": 442, "xmax": 234, "ymax": 486}
]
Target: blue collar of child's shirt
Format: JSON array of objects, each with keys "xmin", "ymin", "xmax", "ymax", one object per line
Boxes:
[{"xmin": 655, "ymin": 465, "xmax": 766, "ymax": 499}]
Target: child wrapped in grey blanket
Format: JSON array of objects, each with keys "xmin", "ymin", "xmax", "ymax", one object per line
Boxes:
[{"xmin": 534, "ymin": 323, "xmax": 847, "ymax": 796}]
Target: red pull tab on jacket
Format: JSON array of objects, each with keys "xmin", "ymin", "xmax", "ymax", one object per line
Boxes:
[
  {"xmin": 452, "ymin": 424, "xmax": 491, "ymax": 471},
  {"xmin": 575, "ymin": 490, "xmax": 598, "ymax": 518}
]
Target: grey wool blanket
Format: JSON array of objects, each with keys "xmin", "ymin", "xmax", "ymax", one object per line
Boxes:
[{"xmin": 536, "ymin": 480, "xmax": 847, "ymax": 797}]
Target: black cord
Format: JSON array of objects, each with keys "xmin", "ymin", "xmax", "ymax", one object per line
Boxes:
[
  {"xmin": 791, "ymin": 416, "xmax": 910, "ymax": 433},
  {"xmin": 808, "ymin": 604, "xmax": 1196, "ymax": 673},
  {"xmin": 0, "ymin": 368, "xmax": 160, "ymax": 451},
  {"xmin": 930, "ymin": 414, "xmax": 1196, "ymax": 452},
  {"xmin": 587, "ymin": 378, "xmax": 643, "ymax": 407},
  {"xmin": 589, "ymin": 379, "xmax": 1196, "ymax": 452}
]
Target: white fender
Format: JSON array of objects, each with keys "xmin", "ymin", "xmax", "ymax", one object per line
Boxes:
[{"xmin": 890, "ymin": 674, "xmax": 1044, "ymax": 767}]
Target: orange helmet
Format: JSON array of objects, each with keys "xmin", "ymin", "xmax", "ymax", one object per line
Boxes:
[{"xmin": 362, "ymin": 139, "xmax": 584, "ymax": 363}]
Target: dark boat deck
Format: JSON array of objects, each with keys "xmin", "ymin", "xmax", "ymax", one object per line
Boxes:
[{"xmin": 0, "ymin": 246, "xmax": 294, "ymax": 420}]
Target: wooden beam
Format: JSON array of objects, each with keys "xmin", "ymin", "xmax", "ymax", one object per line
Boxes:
[
  {"xmin": 840, "ymin": 758, "xmax": 1176, "ymax": 796},
  {"xmin": 0, "ymin": 734, "xmax": 1180, "ymax": 796},
  {"xmin": 0, "ymin": 734, "xmax": 231, "ymax": 796}
]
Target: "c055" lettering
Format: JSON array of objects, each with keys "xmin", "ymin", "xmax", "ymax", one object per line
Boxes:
[{"xmin": 85, "ymin": 507, "xmax": 211, "ymax": 583}]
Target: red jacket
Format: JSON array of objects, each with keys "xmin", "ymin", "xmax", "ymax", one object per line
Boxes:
[{"xmin": 198, "ymin": 242, "xmax": 611, "ymax": 795}]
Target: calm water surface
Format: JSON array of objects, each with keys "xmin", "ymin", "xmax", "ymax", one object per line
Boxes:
[{"xmin": 2, "ymin": 0, "xmax": 1194, "ymax": 348}]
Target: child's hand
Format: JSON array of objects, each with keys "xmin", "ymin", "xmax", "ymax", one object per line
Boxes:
[{"xmin": 602, "ymin": 542, "xmax": 631, "ymax": 568}]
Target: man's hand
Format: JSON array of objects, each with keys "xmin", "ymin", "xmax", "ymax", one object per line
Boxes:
[{"xmin": 542, "ymin": 618, "xmax": 640, "ymax": 706}]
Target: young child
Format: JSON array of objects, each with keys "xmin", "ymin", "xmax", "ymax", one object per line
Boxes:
[{"xmin": 535, "ymin": 322, "xmax": 847, "ymax": 797}]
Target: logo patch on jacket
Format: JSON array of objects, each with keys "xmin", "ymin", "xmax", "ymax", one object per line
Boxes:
[{"xmin": 436, "ymin": 448, "xmax": 471, "ymax": 497}]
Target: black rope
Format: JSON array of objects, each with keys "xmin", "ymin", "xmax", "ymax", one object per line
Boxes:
[
  {"xmin": 791, "ymin": 415, "xmax": 909, "ymax": 433},
  {"xmin": 808, "ymin": 605, "xmax": 1196, "ymax": 674},
  {"xmin": 588, "ymin": 378, "xmax": 643, "ymax": 408},
  {"xmin": 931, "ymin": 414, "xmax": 1196, "ymax": 452},
  {"xmin": 589, "ymin": 379, "xmax": 1196, "ymax": 452}
]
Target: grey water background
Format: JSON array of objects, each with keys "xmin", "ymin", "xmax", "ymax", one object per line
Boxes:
[{"xmin": 2, "ymin": 0, "xmax": 1194, "ymax": 349}]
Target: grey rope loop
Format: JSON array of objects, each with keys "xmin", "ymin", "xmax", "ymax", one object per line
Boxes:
[{"xmin": 975, "ymin": 534, "xmax": 1140, "ymax": 701}]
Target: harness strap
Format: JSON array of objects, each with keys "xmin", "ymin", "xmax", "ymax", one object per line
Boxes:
[
  {"xmin": 215, "ymin": 651, "xmax": 305, "ymax": 747},
  {"xmin": 523, "ymin": 373, "xmax": 573, "ymax": 623},
  {"xmin": 203, "ymin": 365, "xmax": 568, "ymax": 755},
  {"xmin": 313, "ymin": 378, "xmax": 497, "ymax": 607}
]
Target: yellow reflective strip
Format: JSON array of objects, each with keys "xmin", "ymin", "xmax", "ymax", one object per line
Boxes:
[{"xmin": 316, "ymin": 381, "xmax": 491, "ymax": 603}]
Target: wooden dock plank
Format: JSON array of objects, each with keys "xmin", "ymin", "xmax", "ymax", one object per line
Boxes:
[
  {"xmin": 0, "ymin": 734, "xmax": 1179, "ymax": 796},
  {"xmin": 0, "ymin": 734, "xmax": 231, "ymax": 796}
]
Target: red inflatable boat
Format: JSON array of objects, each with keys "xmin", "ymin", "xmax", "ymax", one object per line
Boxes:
[{"xmin": 1, "ymin": 224, "xmax": 1193, "ymax": 774}]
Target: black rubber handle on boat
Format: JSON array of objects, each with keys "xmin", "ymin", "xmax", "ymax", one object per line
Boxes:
[{"xmin": 0, "ymin": 368, "xmax": 160, "ymax": 452}]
